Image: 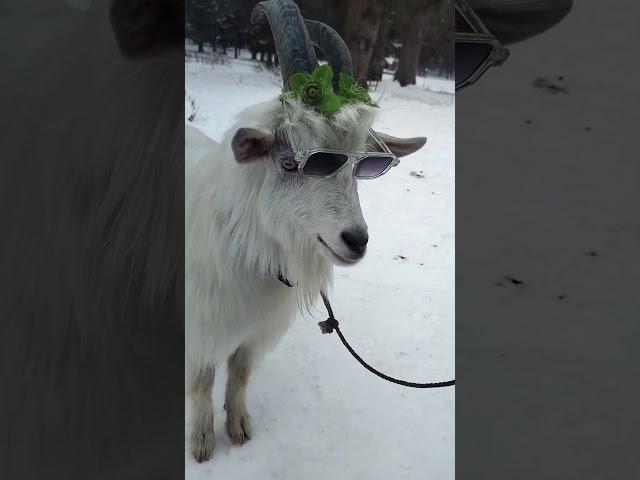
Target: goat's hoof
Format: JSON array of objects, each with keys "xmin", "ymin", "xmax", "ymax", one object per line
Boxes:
[
  {"xmin": 191, "ymin": 427, "xmax": 215, "ymax": 463},
  {"xmin": 226, "ymin": 411, "xmax": 252, "ymax": 445}
]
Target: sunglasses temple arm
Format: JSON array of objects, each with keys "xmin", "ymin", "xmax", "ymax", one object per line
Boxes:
[{"xmin": 368, "ymin": 128, "xmax": 394, "ymax": 155}]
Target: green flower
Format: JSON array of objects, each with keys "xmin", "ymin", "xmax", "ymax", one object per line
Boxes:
[
  {"xmin": 350, "ymin": 84, "xmax": 370, "ymax": 102},
  {"xmin": 279, "ymin": 65, "xmax": 378, "ymax": 115},
  {"xmin": 285, "ymin": 65, "xmax": 342, "ymax": 113},
  {"xmin": 301, "ymin": 81, "xmax": 323, "ymax": 105},
  {"xmin": 338, "ymin": 72, "xmax": 378, "ymax": 107}
]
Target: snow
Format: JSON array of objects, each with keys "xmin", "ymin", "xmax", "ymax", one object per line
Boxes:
[{"xmin": 185, "ymin": 56, "xmax": 454, "ymax": 479}]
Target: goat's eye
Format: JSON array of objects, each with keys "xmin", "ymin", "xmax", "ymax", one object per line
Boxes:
[{"xmin": 280, "ymin": 157, "xmax": 298, "ymax": 172}]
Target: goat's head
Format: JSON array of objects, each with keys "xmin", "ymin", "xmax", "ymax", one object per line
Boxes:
[{"xmin": 229, "ymin": 0, "xmax": 426, "ymax": 267}]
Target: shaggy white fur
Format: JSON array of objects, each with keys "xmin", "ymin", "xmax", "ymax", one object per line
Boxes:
[
  {"xmin": 186, "ymin": 98, "xmax": 376, "ymax": 367},
  {"xmin": 185, "ymin": 97, "xmax": 376, "ymax": 460}
]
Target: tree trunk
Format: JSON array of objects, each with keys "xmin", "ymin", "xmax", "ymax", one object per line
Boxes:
[
  {"xmin": 342, "ymin": 0, "xmax": 385, "ymax": 87},
  {"xmin": 234, "ymin": 46, "xmax": 238, "ymax": 59},
  {"xmin": 394, "ymin": 12, "xmax": 428, "ymax": 86},
  {"xmin": 251, "ymin": 50, "xmax": 257, "ymax": 60},
  {"xmin": 259, "ymin": 51, "xmax": 264, "ymax": 62},
  {"xmin": 197, "ymin": 41, "xmax": 204, "ymax": 53},
  {"xmin": 367, "ymin": 16, "xmax": 392, "ymax": 82}
]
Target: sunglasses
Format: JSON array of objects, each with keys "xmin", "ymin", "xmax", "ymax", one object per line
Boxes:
[
  {"xmin": 455, "ymin": 0, "xmax": 509, "ymax": 91},
  {"xmin": 290, "ymin": 129, "xmax": 399, "ymax": 179}
]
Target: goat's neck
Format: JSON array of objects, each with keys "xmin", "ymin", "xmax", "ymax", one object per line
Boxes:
[{"xmin": 214, "ymin": 165, "xmax": 332, "ymax": 302}]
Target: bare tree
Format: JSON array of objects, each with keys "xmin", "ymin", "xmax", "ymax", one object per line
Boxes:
[
  {"xmin": 187, "ymin": 0, "xmax": 216, "ymax": 52},
  {"xmin": 420, "ymin": 2, "xmax": 454, "ymax": 78},
  {"xmin": 393, "ymin": 0, "xmax": 430, "ymax": 86},
  {"xmin": 342, "ymin": 0, "xmax": 386, "ymax": 87},
  {"xmin": 184, "ymin": 0, "xmax": 453, "ymax": 83},
  {"xmin": 367, "ymin": 14, "xmax": 393, "ymax": 82}
]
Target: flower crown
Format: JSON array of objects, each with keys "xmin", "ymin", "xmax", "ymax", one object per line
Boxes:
[{"xmin": 278, "ymin": 64, "xmax": 378, "ymax": 114}]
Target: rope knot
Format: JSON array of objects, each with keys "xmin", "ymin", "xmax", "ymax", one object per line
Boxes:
[{"xmin": 318, "ymin": 317, "xmax": 339, "ymax": 334}]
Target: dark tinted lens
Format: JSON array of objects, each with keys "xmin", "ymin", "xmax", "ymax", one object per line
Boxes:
[
  {"xmin": 355, "ymin": 155, "xmax": 393, "ymax": 178},
  {"xmin": 301, "ymin": 151, "xmax": 349, "ymax": 176},
  {"xmin": 455, "ymin": 41, "xmax": 492, "ymax": 88}
]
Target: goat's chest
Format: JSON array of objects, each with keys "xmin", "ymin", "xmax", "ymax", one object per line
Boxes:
[
  {"xmin": 226, "ymin": 278, "xmax": 297, "ymax": 337},
  {"xmin": 186, "ymin": 274, "xmax": 298, "ymax": 365}
]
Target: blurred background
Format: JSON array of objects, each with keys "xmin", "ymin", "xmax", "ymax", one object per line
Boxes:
[{"xmin": 186, "ymin": 0, "xmax": 453, "ymax": 86}]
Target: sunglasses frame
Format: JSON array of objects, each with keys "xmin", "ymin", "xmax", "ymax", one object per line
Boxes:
[
  {"xmin": 455, "ymin": 0, "xmax": 510, "ymax": 91},
  {"xmin": 293, "ymin": 129, "xmax": 399, "ymax": 180}
]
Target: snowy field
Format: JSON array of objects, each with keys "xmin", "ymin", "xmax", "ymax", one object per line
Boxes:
[{"xmin": 185, "ymin": 53, "xmax": 455, "ymax": 480}]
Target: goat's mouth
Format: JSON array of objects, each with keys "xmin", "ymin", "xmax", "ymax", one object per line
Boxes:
[{"xmin": 317, "ymin": 235, "xmax": 362, "ymax": 265}]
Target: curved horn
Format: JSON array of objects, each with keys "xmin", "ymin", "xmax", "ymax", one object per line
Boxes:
[
  {"xmin": 369, "ymin": 130, "xmax": 427, "ymax": 158},
  {"xmin": 251, "ymin": 0, "xmax": 318, "ymax": 90},
  {"xmin": 304, "ymin": 20, "xmax": 353, "ymax": 91}
]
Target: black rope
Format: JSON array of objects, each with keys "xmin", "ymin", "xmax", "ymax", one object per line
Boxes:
[
  {"xmin": 277, "ymin": 274, "xmax": 454, "ymax": 389},
  {"xmin": 319, "ymin": 291, "xmax": 455, "ymax": 389}
]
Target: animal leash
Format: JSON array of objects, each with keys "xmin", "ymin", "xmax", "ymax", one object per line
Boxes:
[
  {"xmin": 278, "ymin": 274, "xmax": 455, "ymax": 389},
  {"xmin": 318, "ymin": 291, "xmax": 455, "ymax": 389}
]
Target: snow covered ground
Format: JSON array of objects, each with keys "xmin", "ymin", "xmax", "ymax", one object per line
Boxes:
[{"xmin": 185, "ymin": 55, "xmax": 455, "ymax": 480}]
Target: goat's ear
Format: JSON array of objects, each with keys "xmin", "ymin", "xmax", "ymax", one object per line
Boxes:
[
  {"xmin": 231, "ymin": 128, "xmax": 275, "ymax": 164},
  {"xmin": 372, "ymin": 132, "xmax": 427, "ymax": 158},
  {"xmin": 110, "ymin": 0, "xmax": 182, "ymax": 58}
]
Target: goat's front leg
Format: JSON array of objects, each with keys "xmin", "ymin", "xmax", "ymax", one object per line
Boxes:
[
  {"xmin": 189, "ymin": 365, "xmax": 215, "ymax": 462},
  {"xmin": 225, "ymin": 345, "xmax": 253, "ymax": 445}
]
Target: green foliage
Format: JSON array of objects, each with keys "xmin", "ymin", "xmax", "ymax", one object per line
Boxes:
[
  {"xmin": 338, "ymin": 73, "xmax": 378, "ymax": 107},
  {"xmin": 279, "ymin": 65, "xmax": 377, "ymax": 114}
]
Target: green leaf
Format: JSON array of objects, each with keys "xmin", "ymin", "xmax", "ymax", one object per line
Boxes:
[
  {"xmin": 316, "ymin": 92, "xmax": 342, "ymax": 113},
  {"xmin": 289, "ymin": 73, "xmax": 311, "ymax": 94},
  {"xmin": 338, "ymin": 72, "xmax": 355, "ymax": 93},
  {"xmin": 312, "ymin": 64, "xmax": 333, "ymax": 89}
]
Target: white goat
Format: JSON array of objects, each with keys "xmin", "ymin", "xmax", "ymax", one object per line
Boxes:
[{"xmin": 185, "ymin": 0, "xmax": 426, "ymax": 462}]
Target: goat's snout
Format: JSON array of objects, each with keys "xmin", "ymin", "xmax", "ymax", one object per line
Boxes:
[{"xmin": 341, "ymin": 228, "xmax": 369, "ymax": 256}]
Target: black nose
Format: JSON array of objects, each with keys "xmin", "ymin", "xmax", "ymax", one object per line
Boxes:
[{"xmin": 341, "ymin": 229, "xmax": 369, "ymax": 255}]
